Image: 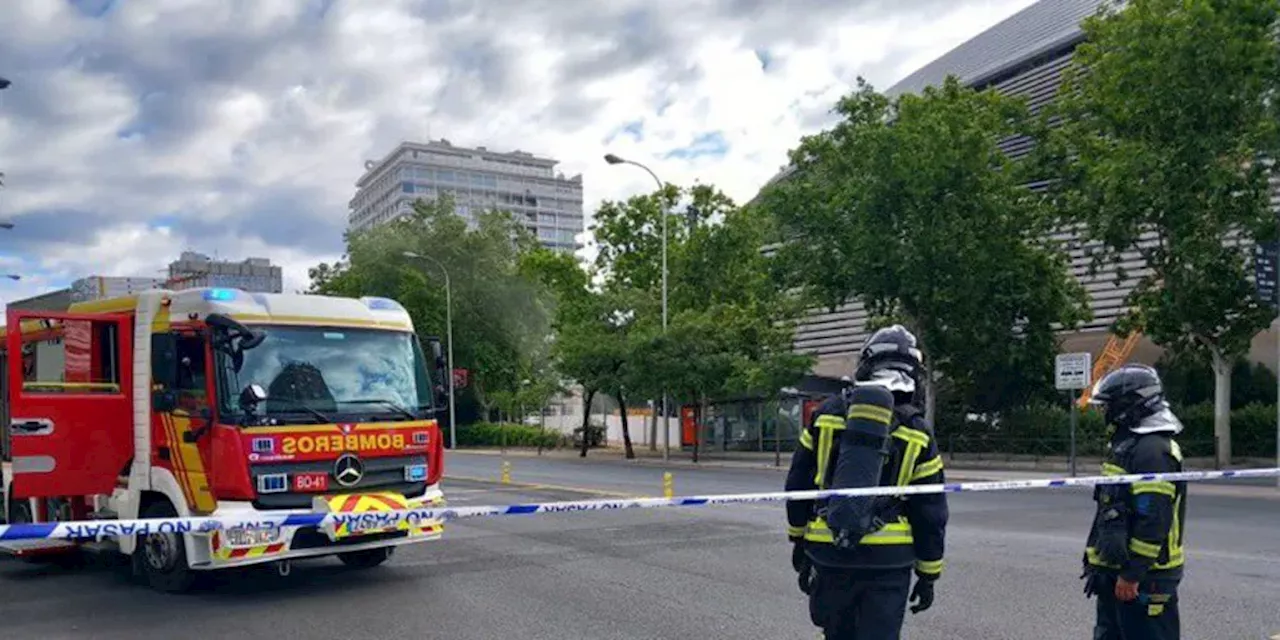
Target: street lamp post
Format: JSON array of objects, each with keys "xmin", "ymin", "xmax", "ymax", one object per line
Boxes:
[
  {"xmin": 2, "ymin": 75, "xmax": 10, "ymax": 232},
  {"xmin": 403, "ymin": 251, "xmax": 456, "ymax": 451},
  {"xmin": 604, "ymin": 153, "xmax": 670, "ymax": 462}
]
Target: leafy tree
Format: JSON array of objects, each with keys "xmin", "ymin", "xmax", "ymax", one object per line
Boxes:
[
  {"xmin": 522, "ymin": 248, "xmax": 644, "ymax": 457},
  {"xmin": 590, "ymin": 184, "xmax": 813, "ymax": 450},
  {"xmin": 763, "ymin": 76, "xmax": 1090, "ymax": 421},
  {"xmin": 308, "ymin": 197, "xmax": 553, "ymax": 421},
  {"xmin": 1041, "ymin": 0, "xmax": 1280, "ymax": 464}
]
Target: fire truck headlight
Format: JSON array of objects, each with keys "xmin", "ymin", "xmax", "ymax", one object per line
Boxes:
[{"xmin": 225, "ymin": 525, "xmax": 283, "ymax": 547}]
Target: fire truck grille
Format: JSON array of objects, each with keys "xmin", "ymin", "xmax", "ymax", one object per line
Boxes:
[
  {"xmin": 289, "ymin": 528, "xmax": 408, "ymax": 550},
  {"xmin": 249, "ymin": 454, "xmax": 428, "ymax": 510}
]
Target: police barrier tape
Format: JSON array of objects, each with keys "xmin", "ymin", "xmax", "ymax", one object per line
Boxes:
[{"xmin": 1, "ymin": 467, "xmax": 1277, "ymax": 542}]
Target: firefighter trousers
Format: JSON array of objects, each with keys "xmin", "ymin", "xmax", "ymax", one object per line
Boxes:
[
  {"xmin": 808, "ymin": 565, "xmax": 912, "ymax": 640},
  {"xmin": 1093, "ymin": 573, "xmax": 1180, "ymax": 640}
]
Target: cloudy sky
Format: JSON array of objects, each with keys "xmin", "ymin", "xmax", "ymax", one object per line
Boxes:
[{"xmin": 0, "ymin": 0, "xmax": 1036, "ymax": 314}]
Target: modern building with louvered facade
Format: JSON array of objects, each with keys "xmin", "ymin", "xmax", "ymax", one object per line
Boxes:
[{"xmin": 773, "ymin": 0, "xmax": 1280, "ymax": 381}]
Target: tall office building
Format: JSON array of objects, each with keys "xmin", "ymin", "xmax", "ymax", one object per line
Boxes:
[
  {"xmin": 762, "ymin": 0, "xmax": 1280, "ymax": 378},
  {"xmin": 167, "ymin": 251, "xmax": 284, "ymax": 293},
  {"xmin": 348, "ymin": 139, "xmax": 585, "ymax": 253}
]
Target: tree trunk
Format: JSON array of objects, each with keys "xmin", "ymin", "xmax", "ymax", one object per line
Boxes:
[
  {"xmin": 619, "ymin": 390, "xmax": 635, "ymax": 460},
  {"xmin": 924, "ymin": 368, "xmax": 937, "ymax": 426},
  {"xmin": 1210, "ymin": 348, "xmax": 1232, "ymax": 468},
  {"xmin": 648, "ymin": 399, "xmax": 658, "ymax": 451},
  {"xmin": 695, "ymin": 392, "xmax": 708, "ymax": 463},
  {"xmin": 579, "ymin": 388, "xmax": 597, "ymax": 458}
]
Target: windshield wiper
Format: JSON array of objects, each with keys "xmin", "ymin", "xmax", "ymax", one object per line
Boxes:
[
  {"xmin": 343, "ymin": 399, "xmax": 418, "ymax": 420},
  {"xmin": 264, "ymin": 398, "xmax": 332, "ymax": 424}
]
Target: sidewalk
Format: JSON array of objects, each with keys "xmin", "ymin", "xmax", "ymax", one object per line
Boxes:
[{"xmin": 450, "ymin": 446, "xmax": 1280, "ymax": 499}]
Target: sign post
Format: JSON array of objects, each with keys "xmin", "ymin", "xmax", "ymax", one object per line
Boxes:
[{"xmin": 1055, "ymin": 352, "xmax": 1093, "ymax": 477}]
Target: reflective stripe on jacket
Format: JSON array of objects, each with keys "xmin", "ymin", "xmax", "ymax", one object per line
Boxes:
[
  {"xmin": 1085, "ymin": 433, "xmax": 1187, "ymax": 581},
  {"xmin": 785, "ymin": 394, "xmax": 949, "ymax": 575}
]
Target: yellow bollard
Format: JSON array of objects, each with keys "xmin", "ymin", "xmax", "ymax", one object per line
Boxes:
[
  {"xmin": 663, "ymin": 471, "xmax": 674, "ymax": 499},
  {"xmin": 501, "ymin": 460, "xmax": 512, "ymax": 485}
]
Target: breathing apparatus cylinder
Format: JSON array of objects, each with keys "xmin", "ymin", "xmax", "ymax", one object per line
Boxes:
[
  {"xmin": 1094, "ymin": 439, "xmax": 1137, "ymax": 565},
  {"xmin": 826, "ymin": 384, "xmax": 896, "ymax": 549}
]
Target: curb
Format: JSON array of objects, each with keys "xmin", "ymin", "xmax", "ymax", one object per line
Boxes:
[{"xmin": 447, "ymin": 450, "xmax": 1280, "ymax": 501}]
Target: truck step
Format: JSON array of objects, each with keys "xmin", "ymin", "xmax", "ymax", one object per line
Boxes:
[
  {"xmin": 0, "ymin": 539, "xmax": 79, "ymax": 557},
  {"xmin": 80, "ymin": 539, "xmax": 121, "ymax": 555}
]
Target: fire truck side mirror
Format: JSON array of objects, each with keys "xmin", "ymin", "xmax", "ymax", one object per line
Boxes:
[
  {"xmin": 426, "ymin": 337, "xmax": 445, "ymax": 367},
  {"xmin": 239, "ymin": 383, "xmax": 268, "ymax": 413},
  {"xmin": 151, "ymin": 333, "xmax": 178, "ymax": 389}
]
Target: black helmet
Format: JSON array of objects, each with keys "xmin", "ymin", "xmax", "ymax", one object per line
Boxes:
[
  {"xmin": 1088, "ymin": 363, "xmax": 1165, "ymax": 430},
  {"xmin": 853, "ymin": 324, "xmax": 924, "ymax": 402}
]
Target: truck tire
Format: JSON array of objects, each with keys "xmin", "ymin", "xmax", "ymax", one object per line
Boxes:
[
  {"xmin": 4, "ymin": 493, "xmax": 31, "ymax": 526},
  {"xmin": 6, "ymin": 495, "xmax": 41, "ymax": 565},
  {"xmin": 136, "ymin": 500, "xmax": 197, "ymax": 594},
  {"xmin": 337, "ymin": 546, "xmax": 394, "ymax": 569}
]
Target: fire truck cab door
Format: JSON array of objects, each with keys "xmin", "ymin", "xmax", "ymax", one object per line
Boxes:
[{"xmin": 5, "ymin": 310, "xmax": 134, "ymax": 499}]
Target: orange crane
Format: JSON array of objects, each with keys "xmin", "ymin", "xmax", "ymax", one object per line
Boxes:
[{"xmin": 1076, "ymin": 331, "xmax": 1143, "ymax": 408}]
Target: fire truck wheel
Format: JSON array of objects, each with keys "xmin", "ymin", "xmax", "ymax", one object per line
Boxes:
[
  {"xmin": 137, "ymin": 500, "xmax": 196, "ymax": 594},
  {"xmin": 337, "ymin": 546, "xmax": 394, "ymax": 569},
  {"xmin": 5, "ymin": 495, "xmax": 32, "ymax": 526}
]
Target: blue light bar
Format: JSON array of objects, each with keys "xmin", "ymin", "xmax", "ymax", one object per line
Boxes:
[
  {"xmin": 203, "ymin": 288, "xmax": 239, "ymax": 302},
  {"xmin": 405, "ymin": 464, "xmax": 428, "ymax": 483},
  {"xmin": 362, "ymin": 296, "xmax": 404, "ymax": 311}
]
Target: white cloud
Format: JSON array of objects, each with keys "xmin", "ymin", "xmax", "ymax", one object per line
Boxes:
[{"xmin": 0, "ymin": 0, "xmax": 1038, "ymax": 320}]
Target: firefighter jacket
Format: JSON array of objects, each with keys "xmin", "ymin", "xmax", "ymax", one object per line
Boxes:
[
  {"xmin": 1085, "ymin": 426, "xmax": 1187, "ymax": 583},
  {"xmin": 785, "ymin": 393, "xmax": 949, "ymax": 578}
]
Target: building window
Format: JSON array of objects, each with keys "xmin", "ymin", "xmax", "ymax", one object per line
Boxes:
[{"xmin": 402, "ymin": 182, "xmax": 414, "ymax": 194}]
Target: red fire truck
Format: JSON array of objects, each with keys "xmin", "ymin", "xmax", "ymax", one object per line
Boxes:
[{"xmin": 1, "ymin": 287, "xmax": 448, "ymax": 592}]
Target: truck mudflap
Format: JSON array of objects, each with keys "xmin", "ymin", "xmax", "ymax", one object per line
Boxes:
[{"xmin": 191, "ymin": 488, "xmax": 445, "ymax": 570}]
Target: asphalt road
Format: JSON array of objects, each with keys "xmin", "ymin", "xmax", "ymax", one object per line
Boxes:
[{"xmin": 1, "ymin": 452, "xmax": 1277, "ymax": 639}]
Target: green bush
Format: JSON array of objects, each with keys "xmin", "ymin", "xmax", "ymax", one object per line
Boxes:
[
  {"xmin": 1156, "ymin": 352, "xmax": 1277, "ymax": 408},
  {"xmin": 456, "ymin": 422, "xmax": 562, "ymax": 448},
  {"xmin": 938, "ymin": 403, "xmax": 1110, "ymax": 457},
  {"xmin": 1174, "ymin": 403, "xmax": 1276, "ymax": 459},
  {"xmin": 939, "ymin": 402, "xmax": 1276, "ymax": 459},
  {"xmin": 572, "ymin": 424, "xmax": 606, "ymax": 448}
]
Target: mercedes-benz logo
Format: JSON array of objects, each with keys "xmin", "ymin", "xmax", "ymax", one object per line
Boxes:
[{"xmin": 333, "ymin": 453, "xmax": 365, "ymax": 488}]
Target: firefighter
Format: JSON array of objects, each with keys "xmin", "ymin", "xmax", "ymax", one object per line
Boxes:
[
  {"xmin": 1081, "ymin": 363, "xmax": 1186, "ymax": 639},
  {"xmin": 785, "ymin": 325, "xmax": 949, "ymax": 639}
]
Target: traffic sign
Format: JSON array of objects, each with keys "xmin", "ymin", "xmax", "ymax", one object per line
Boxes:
[{"xmin": 1055, "ymin": 352, "xmax": 1093, "ymax": 391}]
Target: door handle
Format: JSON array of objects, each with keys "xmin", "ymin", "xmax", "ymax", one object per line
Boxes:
[{"xmin": 11, "ymin": 418, "xmax": 54, "ymax": 436}]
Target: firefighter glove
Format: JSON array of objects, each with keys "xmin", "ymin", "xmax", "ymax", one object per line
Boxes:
[
  {"xmin": 909, "ymin": 572, "xmax": 936, "ymax": 614},
  {"xmin": 1081, "ymin": 564, "xmax": 1102, "ymax": 599},
  {"xmin": 791, "ymin": 541, "xmax": 808, "ymax": 574},
  {"xmin": 798, "ymin": 565, "xmax": 815, "ymax": 596}
]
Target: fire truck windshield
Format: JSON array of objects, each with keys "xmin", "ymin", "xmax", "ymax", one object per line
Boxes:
[{"xmin": 214, "ymin": 325, "xmax": 434, "ymax": 424}]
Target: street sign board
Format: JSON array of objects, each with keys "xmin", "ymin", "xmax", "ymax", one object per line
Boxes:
[{"xmin": 1055, "ymin": 352, "xmax": 1093, "ymax": 391}]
